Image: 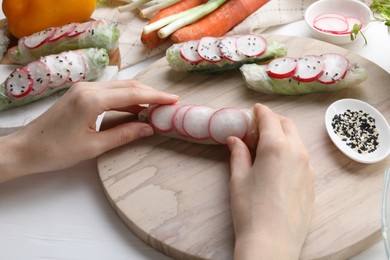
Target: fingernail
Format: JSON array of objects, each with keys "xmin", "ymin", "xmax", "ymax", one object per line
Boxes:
[
  {"xmin": 140, "ymin": 126, "xmax": 154, "ymax": 137},
  {"xmin": 169, "ymin": 94, "xmax": 179, "ymax": 99}
]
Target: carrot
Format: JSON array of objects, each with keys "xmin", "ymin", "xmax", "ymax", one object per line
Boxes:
[
  {"xmin": 170, "ymin": 0, "xmax": 270, "ymax": 43},
  {"xmin": 141, "ymin": 0, "xmax": 208, "ymax": 49}
]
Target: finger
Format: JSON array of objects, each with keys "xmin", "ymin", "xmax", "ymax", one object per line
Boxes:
[
  {"xmin": 280, "ymin": 116, "xmax": 307, "ymax": 150},
  {"xmin": 96, "ymin": 87, "xmax": 179, "ymax": 111},
  {"xmin": 92, "ymin": 122, "xmax": 154, "ymax": 154},
  {"xmin": 226, "ymin": 136, "xmax": 252, "ymax": 184},
  {"xmin": 254, "ymin": 103, "xmax": 285, "ymax": 138},
  {"xmin": 74, "ymin": 79, "xmax": 156, "ymax": 91}
]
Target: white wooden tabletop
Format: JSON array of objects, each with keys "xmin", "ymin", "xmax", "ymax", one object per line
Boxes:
[{"xmin": 0, "ymin": 2, "xmax": 389, "ymax": 259}]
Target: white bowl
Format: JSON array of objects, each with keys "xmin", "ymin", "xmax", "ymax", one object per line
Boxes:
[
  {"xmin": 305, "ymin": 0, "xmax": 372, "ymax": 45},
  {"xmin": 325, "ymin": 99, "xmax": 390, "ymax": 164}
]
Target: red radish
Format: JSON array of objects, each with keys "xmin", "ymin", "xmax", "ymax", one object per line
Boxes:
[
  {"xmin": 317, "ymin": 53, "xmax": 349, "ymax": 84},
  {"xmin": 149, "ymin": 104, "xmax": 179, "ymax": 133},
  {"xmin": 173, "ymin": 104, "xmax": 193, "ymax": 137},
  {"xmin": 182, "ymin": 105, "xmax": 216, "ymax": 139},
  {"xmin": 266, "ymin": 57, "xmax": 298, "ymax": 79},
  {"xmin": 209, "ymin": 108, "xmax": 248, "ymax": 144},
  {"xmin": 25, "ymin": 60, "xmax": 51, "ymax": 96},
  {"xmin": 197, "ymin": 37, "xmax": 222, "ymax": 63},
  {"xmin": 24, "ymin": 28, "xmax": 56, "ymax": 49},
  {"xmin": 62, "ymin": 51, "xmax": 87, "ymax": 83},
  {"xmin": 145, "ymin": 104, "xmax": 258, "ymax": 148},
  {"xmin": 314, "ymin": 13, "xmax": 347, "ymax": 22},
  {"xmin": 68, "ymin": 21, "xmax": 93, "ymax": 37},
  {"xmin": 313, "ymin": 17, "xmax": 349, "ymax": 34},
  {"xmin": 180, "ymin": 40, "xmax": 203, "ymax": 64},
  {"xmin": 219, "ymin": 36, "xmax": 245, "ymax": 62},
  {"xmin": 293, "ymin": 55, "xmax": 324, "ymax": 82},
  {"xmin": 236, "ymin": 35, "xmax": 266, "ymax": 58},
  {"xmin": 41, "ymin": 54, "xmax": 70, "ymax": 88},
  {"xmin": 5, "ymin": 68, "xmax": 33, "ymax": 98},
  {"xmin": 49, "ymin": 23, "xmax": 77, "ymax": 42}
]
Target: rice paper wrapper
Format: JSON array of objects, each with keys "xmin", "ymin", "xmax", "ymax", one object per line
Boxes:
[{"xmin": 92, "ymin": 0, "xmax": 372, "ymax": 69}]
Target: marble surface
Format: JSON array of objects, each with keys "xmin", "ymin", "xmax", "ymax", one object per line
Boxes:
[{"xmin": 0, "ymin": 3, "xmax": 390, "ymax": 260}]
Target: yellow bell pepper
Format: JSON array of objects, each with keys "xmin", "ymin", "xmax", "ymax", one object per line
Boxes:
[{"xmin": 2, "ymin": 0, "xmax": 97, "ymax": 38}]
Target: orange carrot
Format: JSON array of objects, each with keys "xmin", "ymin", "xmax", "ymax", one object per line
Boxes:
[
  {"xmin": 141, "ymin": 0, "xmax": 208, "ymax": 49},
  {"xmin": 170, "ymin": 0, "xmax": 269, "ymax": 43}
]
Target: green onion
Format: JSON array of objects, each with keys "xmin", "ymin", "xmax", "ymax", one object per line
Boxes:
[
  {"xmin": 140, "ymin": 0, "xmax": 181, "ymax": 18},
  {"xmin": 156, "ymin": 0, "xmax": 228, "ymax": 38}
]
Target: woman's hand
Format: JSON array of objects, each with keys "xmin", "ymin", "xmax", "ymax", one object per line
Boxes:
[
  {"xmin": 227, "ymin": 103, "xmax": 315, "ymax": 260},
  {"xmin": 0, "ymin": 80, "xmax": 178, "ymax": 182}
]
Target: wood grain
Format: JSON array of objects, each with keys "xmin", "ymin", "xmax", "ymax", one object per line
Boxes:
[{"xmin": 97, "ymin": 35, "xmax": 390, "ymax": 260}]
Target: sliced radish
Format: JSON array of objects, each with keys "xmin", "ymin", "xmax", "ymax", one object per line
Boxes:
[
  {"xmin": 293, "ymin": 55, "xmax": 324, "ymax": 82},
  {"xmin": 49, "ymin": 23, "xmax": 77, "ymax": 42},
  {"xmin": 313, "ymin": 17, "xmax": 349, "ymax": 34},
  {"xmin": 172, "ymin": 105, "xmax": 193, "ymax": 137},
  {"xmin": 209, "ymin": 108, "xmax": 247, "ymax": 144},
  {"xmin": 219, "ymin": 36, "xmax": 245, "ymax": 62},
  {"xmin": 5, "ymin": 68, "xmax": 33, "ymax": 98},
  {"xmin": 317, "ymin": 53, "xmax": 349, "ymax": 84},
  {"xmin": 197, "ymin": 37, "xmax": 222, "ymax": 63},
  {"xmin": 314, "ymin": 13, "xmax": 347, "ymax": 22},
  {"xmin": 62, "ymin": 51, "xmax": 87, "ymax": 83},
  {"xmin": 266, "ymin": 57, "xmax": 298, "ymax": 79},
  {"xmin": 236, "ymin": 35, "xmax": 266, "ymax": 58},
  {"xmin": 41, "ymin": 54, "xmax": 70, "ymax": 88},
  {"xmin": 25, "ymin": 60, "xmax": 51, "ymax": 96},
  {"xmin": 149, "ymin": 104, "xmax": 178, "ymax": 133},
  {"xmin": 182, "ymin": 106, "xmax": 216, "ymax": 139},
  {"xmin": 180, "ymin": 40, "xmax": 203, "ymax": 64},
  {"xmin": 24, "ymin": 28, "xmax": 56, "ymax": 49},
  {"xmin": 68, "ymin": 21, "xmax": 93, "ymax": 37}
]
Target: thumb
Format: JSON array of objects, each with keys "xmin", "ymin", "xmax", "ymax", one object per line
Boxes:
[
  {"xmin": 226, "ymin": 136, "xmax": 252, "ymax": 185},
  {"xmin": 94, "ymin": 122, "xmax": 154, "ymax": 153}
]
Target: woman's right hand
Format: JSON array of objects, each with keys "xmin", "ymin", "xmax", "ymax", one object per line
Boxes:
[{"xmin": 227, "ymin": 103, "xmax": 315, "ymax": 260}]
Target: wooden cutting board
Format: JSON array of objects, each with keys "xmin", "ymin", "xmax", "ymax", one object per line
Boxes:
[{"xmin": 97, "ymin": 35, "xmax": 390, "ymax": 260}]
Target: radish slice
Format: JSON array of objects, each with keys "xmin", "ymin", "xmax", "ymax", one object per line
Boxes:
[
  {"xmin": 24, "ymin": 28, "xmax": 56, "ymax": 49},
  {"xmin": 313, "ymin": 17, "xmax": 349, "ymax": 34},
  {"xmin": 5, "ymin": 68, "xmax": 33, "ymax": 98},
  {"xmin": 317, "ymin": 53, "xmax": 349, "ymax": 84},
  {"xmin": 314, "ymin": 13, "xmax": 347, "ymax": 22},
  {"xmin": 266, "ymin": 57, "xmax": 298, "ymax": 79},
  {"xmin": 42, "ymin": 54, "xmax": 70, "ymax": 88},
  {"xmin": 236, "ymin": 35, "xmax": 266, "ymax": 58},
  {"xmin": 183, "ymin": 106, "xmax": 216, "ymax": 139},
  {"xmin": 49, "ymin": 23, "xmax": 76, "ymax": 42},
  {"xmin": 180, "ymin": 40, "xmax": 203, "ymax": 64},
  {"xmin": 219, "ymin": 36, "xmax": 245, "ymax": 62},
  {"xmin": 68, "ymin": 21, "xmax": 93, "ymax": 37},
  {"xmin": 209, "ymin": 108, "xmax": 248, "ymax": 144},
  {"xmin": 293, "ymin": 55, "xmax": 324, "ymax": 82},
  {"xmin": 149, "ymin": 104, "xmax": 178, "ymax": 133},
  {"xmin": 197, "ymin": 37, "xmax": 222, "ymax": 63},
  {"xmin": 25, "ymin": 60, "xmax": 51, "ymax": 96},
  {"xmin": 62, "ymin": 51, "xmax": 87, "ymax": 83},
  {"xmin": 173, "ymin": 105, "xmax": 193, "ymax": 137}
]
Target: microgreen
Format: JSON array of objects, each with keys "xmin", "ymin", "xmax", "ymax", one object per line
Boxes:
[{"xmin": 350, "ymin": 0, "xmax": 390, "ymax": 45}]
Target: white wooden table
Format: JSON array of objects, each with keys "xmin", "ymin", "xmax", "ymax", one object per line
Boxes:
[{"xmin": 0, "ymin": 3, "xmax": 389, "ymax": 259}]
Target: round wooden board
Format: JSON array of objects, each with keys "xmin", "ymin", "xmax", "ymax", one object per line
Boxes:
[{"xmin": 97, "ymin": 35, "xmax": 390, "ymax": 260}]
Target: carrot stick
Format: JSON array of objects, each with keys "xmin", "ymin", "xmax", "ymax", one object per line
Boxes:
[
  {"xmin": 170, "ymin": 0, "xmax": 270, "ymax": 43},
  {"xmin": 141, "ymin": 0, "xmax": 208, "ymax": 49}
]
